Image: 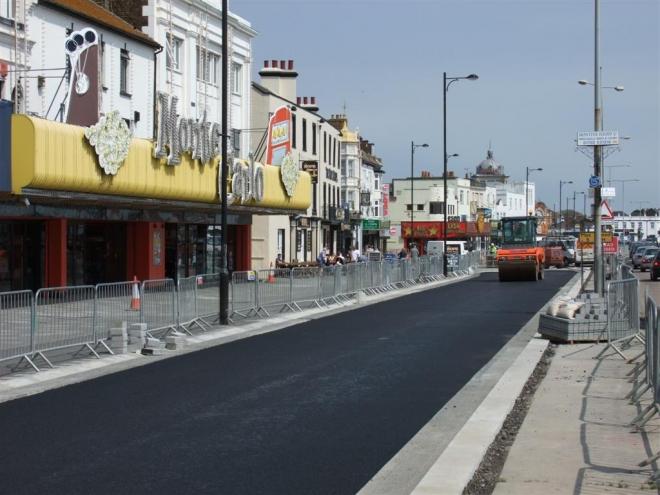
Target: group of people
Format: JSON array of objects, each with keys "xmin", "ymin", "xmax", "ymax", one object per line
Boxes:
[{"xmin": 316, "ymin": 245, "xmax": 381, "ymax": 266}]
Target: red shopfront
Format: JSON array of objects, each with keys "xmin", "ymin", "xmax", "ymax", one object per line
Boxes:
[{"xmin": 401, "ymin": 220, "xmax": 491, "ymax": 255}]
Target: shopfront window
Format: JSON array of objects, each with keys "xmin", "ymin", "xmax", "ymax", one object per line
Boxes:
[
  {"xmin": 67, "ymin": 222, "xmax": 126, "ymax": 286},
  {"xmin": 0, "ymin": 221, "xmax": 44, "ymax": 292}
]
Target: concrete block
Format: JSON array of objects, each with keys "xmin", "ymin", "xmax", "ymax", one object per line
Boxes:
[
  {"xmin": 146, "ymin": 337, "xmax": 165, "ymax": 349},
  {"xmin": 109, "ymin": 327, "xmax": 127, "ymax": 338}
]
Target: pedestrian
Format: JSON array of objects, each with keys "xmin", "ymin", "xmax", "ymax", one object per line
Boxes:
[
  {"xmin": 317, "ymin": 246, "xmax": 327, "ymax": 266},
  {"xmin": 336, "ymin": 253, "xmax": 345, "ymax": 265},
  {"xmin": 398, "ymin": 247, "xmax": 407, "ymax": 260},
  {"xmin": 410, "ymin": 243, "xmax": 419, "ymax": 261},
  {"xmin": 351, "ymin": 246, "xmax": 360, "ymax": 263}
]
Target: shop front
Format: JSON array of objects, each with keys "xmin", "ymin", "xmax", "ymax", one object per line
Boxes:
[
  {"xmin": 0, "ymin": 110, "xmax": 311, "ymax": 290},
  {"xmin": 400, "ymin": 218, "xmax": 491, "ymax": 255}
]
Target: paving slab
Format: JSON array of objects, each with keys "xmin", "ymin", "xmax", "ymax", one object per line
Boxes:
[{"xmin": 492, "ymin": 342, "xmax": 660, "ymax": 495}]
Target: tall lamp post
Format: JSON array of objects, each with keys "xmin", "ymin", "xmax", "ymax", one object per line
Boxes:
[
  {"xmin": 559, "ymin": 180, "xmax": 573, "ymax": 236},
  {"xmin": 219, "ymin": 0, "xmax": 229, "ymax": 324},
  {"xmin": 610, "ymin": 178, "xmax": 639, "ymax": 232},
  {"xmin": 443, "ymin": 71, "xmax": 478, "ymax": 276},
  {"xmin": 525, "ymin": 167, "xmax": 543, "ymax": 216},
  {"xmin": 410, "ymin": 141, "xmax": 429, "ymax": 248}
]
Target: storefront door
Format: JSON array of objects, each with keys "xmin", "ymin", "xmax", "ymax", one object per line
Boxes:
[
  {"xmin": 0, "ymin": 221, "xmax": 44, "ymax": 292},
  {"xmin": 67, "ymin": 222, "xmax": 127, "ymax": 286}
]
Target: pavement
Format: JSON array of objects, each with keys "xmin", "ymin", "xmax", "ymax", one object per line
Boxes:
[
  {"xmin": 0, "ymin": 270, "xmax": 574, "ymax": 495},
  {"xmin": 489, "ymin": 269, "xmax": 660, "ymax": 495}
]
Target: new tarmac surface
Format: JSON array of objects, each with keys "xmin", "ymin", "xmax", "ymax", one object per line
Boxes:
[{"xmin": 0, "ymin": 271, "xmax": 572, "ymax": 495}]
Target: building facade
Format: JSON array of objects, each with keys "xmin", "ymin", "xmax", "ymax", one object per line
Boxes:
[
  {"xmin": 0, "ymin": 1, "xmax": 312, "ymax": 292},
  {"xmin": 250, "ymin": 60, "xmax": 342, "ymax": 269}
]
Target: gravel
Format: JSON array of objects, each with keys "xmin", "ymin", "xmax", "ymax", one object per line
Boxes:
[{"xmin": 463, "ymin": 343, "xmax": 557, "ymax": 495}]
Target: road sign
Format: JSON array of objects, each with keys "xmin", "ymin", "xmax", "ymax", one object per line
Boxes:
[
  {"xmin": 601, "ymin": 187, "xmax": 616, "ymax": 198},
  {"xmin": 577, "ymin": 130, "xmax": 619, "ymax": 146},
  {"xmin": 589, "ymin": 175, "xmax": 601, "ymax": 188},
  {"xmin": 601, "ymin": 200, "xmax": 614, "ymax": 220}
]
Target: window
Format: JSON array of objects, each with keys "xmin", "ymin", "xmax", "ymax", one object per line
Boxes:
[
  {"xmin": 231, "ymin": 63, "xmax": 242, "ymax": 94},
  {"xmin": 651, "ymin": 222, "xmax": 656, "ymax": 229},
  {"xmin": 120, "ymin": 49, "xmax": 130, "ymax": 95},
  {"xmin": 312, "ymin": 123, "xmax": 317, "ymax": 155},
  {"xmin": 323, "ymin": 132, "xmax": 327, "ymax": 162},
  {"xmin": 291, "ymin": 114, "xmax": 297, "ymax": 149},
  {"xmin": 375, "ymin": 207, "xmax": 379, "ymax": 217},
  {"xmin": 196, "ymin": 47, "xmax": 219, "ymax": 84},
  {"xmin": 374, "ymin": 178, "xmax": 379, "ymax": 189},
  {"xmin": 406, "ymin": 204, "xmax": 413, "ymax": 211},
  {"xmin": 231, "ymin": 129, "xmax": 241, "ymax": 156},
  {"xmin": 166, "ymin": 35, "xmax": 183, "ymax": 71},
  {"xmin": 417, "ymin": 204, "xmax": 424, "ymax": 211},
  {"xmin": 302, "ymin": 118, "xmax": 307, "ymax": 152},
  {"xmin": 430, "ymin": 202, "xmax": 444, "ymax": 214},
  {"xmin": 459, "ymin": 190, "xmax": 464, "ymax": 204},
  {"xmin": 0, "ymin": 0, "xmax": 13, "ymax": 19},
  {"xmin": 277, "ymin": 229, "xmax": 286, "ymax": 261}
]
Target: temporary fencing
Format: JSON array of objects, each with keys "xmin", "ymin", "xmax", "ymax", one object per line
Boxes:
[
  {"xmin": 623, "ymin": 292, "xmax": 660, "ymax": 480},
  {"xmin": 33, "ymin": 286, "xmax": 101, "ymax": 366},
  {"xmin": 595, "ymin": 275, "xmax": 640, "ymax": 360},
  {"xmin": 0, "ymin": 290, "xmax": 36, "ymax": 370},
  {"xmin": 96, "ymin": 281, "xmax": 141, "ymax": 341},
  {"xmin": 0, "ymin": 252, "xmax": 480, "ymax": 372},
  {"xmin": 141, "ymin": 279, "xmax": 177, "ymax": 337}
]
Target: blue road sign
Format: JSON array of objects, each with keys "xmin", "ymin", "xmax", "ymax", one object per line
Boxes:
[{"xmin": 589, "ymin": 175, "xmax": 601, "ymax": 188}]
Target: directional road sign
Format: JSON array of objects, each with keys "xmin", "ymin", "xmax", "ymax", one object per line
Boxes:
[{"xmin": 577, "ymin": 131, "xmax": 619, "ymax": 146}]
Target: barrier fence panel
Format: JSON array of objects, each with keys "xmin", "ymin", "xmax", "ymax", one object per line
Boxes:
[
  {"xmin": 34, "ymin": 286, "xmax": 97, "ymax": 361},
  {"xmin": 257, "ymin": 268, "xmax": 295, "ymax": 315},
  {"xmin": 319, "ymin": 266, "xmax": 338, "ymax": 303},
  {"xmin": 230, "ymin": 271, "xmax": 258, "ymax": 318},
  {"xmin": 177, "ymin": 276, "xmax": 199, "ymax": 333},
  {"xmin": 291, "ymin": 267, "xmax": 321, "ymax": 309},
  {"xmin": 140, "ymin": 279, "xmax": 177, "ymax": 336},
  {"xmin": 0, "ymin": 290, "xmax": 36, "ymax": 369},
  {"xmin": 95, "ymin": 282, "xmax": 141, "ymax": 342},
  {"xmin": 195, "ymin": 274, "xmax": 220, "ymax": 323}
]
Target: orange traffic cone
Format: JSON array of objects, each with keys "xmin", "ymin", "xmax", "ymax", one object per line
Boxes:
[
  {"xmin": 130, "ymin": 276, "xmax": 141, "ymax": 310},
  {"xmin": 268, "ymin": 263, "xmax": 276, "ymax": 284}
]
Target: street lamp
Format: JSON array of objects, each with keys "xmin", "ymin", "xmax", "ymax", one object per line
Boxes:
[
  {"xmin": 443, "ymin": 71, "xmax": 478, "ymax": 276},
  {"xmin": 525, "ymin": 167, "xmax": 543, "ymax": 216},
  {"xmin": 559, "ymin": 180, "xmax": 573, "ymax": 236},
  {"xmin": 610, "ymin": 178, "xmax": 639, "ymax": 219},
  {"xmin": 410, "ymin": 141, "xmax": 429, "ymax": 249},
  {"xmin": 578, "ymin": 79, "xmax": 624, "ymax": 92}
]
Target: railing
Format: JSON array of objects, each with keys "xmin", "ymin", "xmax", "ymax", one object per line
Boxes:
[{"xmin": 0, "ymin": 253, "xmax": 480, "ymax": 372}]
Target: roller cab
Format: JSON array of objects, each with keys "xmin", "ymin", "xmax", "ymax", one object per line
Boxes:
[{"xmin": 496, "ymin": 217, "xmax": 544, "ymax": 281}]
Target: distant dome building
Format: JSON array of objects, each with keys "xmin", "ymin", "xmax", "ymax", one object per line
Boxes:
[{"xmin": 473, "ymin": 149, "xmax": 508, "ymax": 183}]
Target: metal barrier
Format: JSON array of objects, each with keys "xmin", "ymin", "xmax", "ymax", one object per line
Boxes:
[
  {"xmin": 140, "ymin": 279, "xmax": 177, "ymax": 337},
  {"xmin": 0, "ymin": 291, "xmax": 36, "ymax": 370},
  {"xmin": 96, "ymin": 281, "xmax": 141, "ymax": 342},
  {"xmin": 231, "ymin": 271, "xmax": 258, "ymax": 317},
  {"xmin": 256, "ymin": 268, "xmax": 296, "ymax": 315},
  {"xmin": 0, "ymin": 257, "xmax": 481, "ymax": 372},
  {"xmin": 34, "ymin": 286, "xmax": 103, "ymax": 366},
  {"xmin": 195, "ymin": 274, "xmax": 220, "ymax": 324}
]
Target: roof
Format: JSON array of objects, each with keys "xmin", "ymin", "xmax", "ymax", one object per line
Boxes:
[{"xmin": 41, "ymin": 0, "xmax": 161, "ymax": 48}]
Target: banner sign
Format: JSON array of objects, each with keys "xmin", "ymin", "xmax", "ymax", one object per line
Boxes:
[
  {"xmin": 266, "ymin": 106, "xmax": 292, "ymax": 166},
  {"xmin": 577, "ymin": 130, "xmax": 619, "ymax": 146},
  {"xmin": 382, "ymin": 184, "xmax": 390, "ymax": 217},
  {"xmin": 302, "ymin": 161, "xmax": 318, "ymax": 183},
  {"xmin": 362, "ymin": 219, "xmax": 380, "ymax": 231}
]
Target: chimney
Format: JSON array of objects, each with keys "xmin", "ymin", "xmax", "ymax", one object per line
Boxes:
[
  {"xmin": 299, "ymin": 96, "xmax": 319, "ymax": 112},
  {"xmin": 259, "ymin": 58, "xmax": 298, "ymax": 102}
]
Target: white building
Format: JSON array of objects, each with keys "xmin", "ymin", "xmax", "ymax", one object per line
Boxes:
[
  {"xmin": 250, "ymin": 60, "xmax": 343, "ymax": 268},
  {"xmin": 359, "ymin": 138, "xmax": 385, "ymax": 251},
  {"xmin": 141, "ymin": 0, "xmax": 255, "ymax": 157},
  {"xmin": 1, "ymin": 0, "xmax": 159, "ymax": 138},
  {"xmin": 613, "ymin": 214, "xmax": 660, "ymax": 240},
  {"xmin": 472, "ymin": 149, "xmax": 533, "ymax": 220}
]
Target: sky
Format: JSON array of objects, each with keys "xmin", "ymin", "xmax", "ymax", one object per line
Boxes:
[{"xmin": 232, "ymin": 0, "xmax": 659, "ymax": 214}]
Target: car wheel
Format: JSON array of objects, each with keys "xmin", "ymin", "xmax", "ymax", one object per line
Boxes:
[
  {"xmin": 641, "ymin": 267, "xmax": 646, "ymax": 272},
  {"xmin": 652, "ymin": 274, "xmax": 657, "ymax": 281}
]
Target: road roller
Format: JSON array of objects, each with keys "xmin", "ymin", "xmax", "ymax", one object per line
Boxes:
[{"xmin": 496, "ymin": 217, "xmax": 545, "ymax": 281}]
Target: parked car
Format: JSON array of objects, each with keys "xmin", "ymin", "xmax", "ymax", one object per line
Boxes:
[
  {"xmin": 640, "ymin": 248, "xmax": 660, "ymax": 272},
  {"xmin": 629, "ymin": 242, "xmax": 652, "ymax": 262},
  {"xmin": 632, "ymin": 245, "xmax": 654, "ymax": 269},
  {"xmin": 651, "ymin": 252, "xmax": 660, "ymax": 281}
]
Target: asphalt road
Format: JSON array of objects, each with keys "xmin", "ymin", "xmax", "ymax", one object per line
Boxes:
[{"xmin": 0, "ymin": 271, "xmax": 573, "ymax": 495}]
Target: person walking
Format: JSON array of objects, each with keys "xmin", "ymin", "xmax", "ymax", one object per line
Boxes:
[
  {"xmin": 351, "ymin": 246, "xmax": 360, "ymax": 263},
  {"xmin": 410, "ymin": 243, "xmax": 419, "ymax": 261}
]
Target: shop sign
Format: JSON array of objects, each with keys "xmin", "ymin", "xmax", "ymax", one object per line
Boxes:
[
  {"xmin": 360, "ymin": 191, "xmax": 371, "ymax": 206},
  {"xmin": 298, "ymin": 217, "xmax": 311, "ymax": 228},
  {"xmin": 389, "ymin": 225, "xmax": 400, "ymax": 237},
  {"xmin": 153, "ymin": 92, "xmax": 222, "ymax": 166},
  {"xmin": 302, "ymin": 161, "xmax": 318, "ymax": 184},
  {"xmin": 362, "ymin": 219, "xmax": 380, "ymax": 231},
  {"xmin": 382, "ymin": 184, "xmax": 390, "ymax": 217},
  {"xmin": 266, "ymin": 106, "xmax": 292, "ymax": 166},
  {"xmin": 229, "ymin": 155, "xmax": 264, "ymax": 204}
]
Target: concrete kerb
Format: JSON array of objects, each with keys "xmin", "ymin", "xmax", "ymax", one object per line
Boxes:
[
  {"xmin": 359, "ymin": 269, "xmax": 581, "ymax": 495},
  {"xmin": 0, "ymin": 270, "xmax": 478, "ymax": 405}
]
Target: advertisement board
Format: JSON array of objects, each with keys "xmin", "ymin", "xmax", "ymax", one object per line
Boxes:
[
  {"xmin": 382, "ymin": 184, "xmax": 390, "ymax": 217},
  {"xmin": 266, "ymin": 106, "xmax": 292, "ymax": 166}
]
